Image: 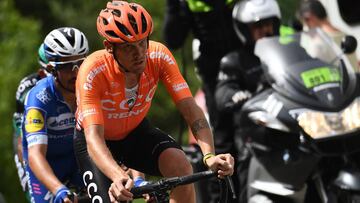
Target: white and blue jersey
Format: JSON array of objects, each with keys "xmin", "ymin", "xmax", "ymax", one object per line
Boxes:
[{"xmin": 22, "ymin": 76, "xmax": 83, "ymax": 203}]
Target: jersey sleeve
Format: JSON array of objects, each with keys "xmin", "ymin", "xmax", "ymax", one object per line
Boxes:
[
  {"xmin": 23, "ymin": 88, "xmax": 49, "ymax": 147},
  {"xmin": 76, "ymin": 59, "xmax": 105, "ymax": 129},
  {"xmin": 14, "ymin": 74, "xmax": 40, "ymax": 137},
  {"xmin": 156, "ymin": 43, "xmax": 193, "ymax": 103}
]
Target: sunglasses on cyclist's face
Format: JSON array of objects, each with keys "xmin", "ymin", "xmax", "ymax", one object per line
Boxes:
[{"xmin": 56, "ymin": 60, "xmax": 83, "ymax": 72}]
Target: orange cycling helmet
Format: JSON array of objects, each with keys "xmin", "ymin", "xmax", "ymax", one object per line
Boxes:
[{"xmin": 97, "ymin": 1, "xmax": 153, "ymax": 43}]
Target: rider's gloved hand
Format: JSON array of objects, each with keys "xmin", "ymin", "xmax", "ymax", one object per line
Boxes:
[
  {"xmin": 231, "ymin": 90, "xmax": 252, "ymax": 105},
  {"xmin": 54, "ymin": 185, "xmax": 70, "ymax": 203},
  {"xmin": 134, "ymin": 176, "xmax": 149, "ymax": 187}
]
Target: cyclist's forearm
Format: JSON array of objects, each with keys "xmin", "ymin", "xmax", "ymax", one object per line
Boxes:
[
  {"xmin": 28, "ymin": 146, "xmax": 64, "ymax": 194},
  {"xmin": 177, "ymin": 98, "xmax": 215, "ymax": 154},
  {"xmin": 195, "ymin": 132, "xmax": 215, "ymax": 155},
  {"xmin": 85, "ymin": 125, "xmax": 127, "ymax": 180}
]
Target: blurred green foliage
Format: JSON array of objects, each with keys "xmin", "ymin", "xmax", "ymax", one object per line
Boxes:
[
  {"xmin": 0, "ymin": 0, "xmax": 41, "ymax": 202},
  {"xmin": 0, "ymin": 0, "xmax": 298, "ymax": 202}
]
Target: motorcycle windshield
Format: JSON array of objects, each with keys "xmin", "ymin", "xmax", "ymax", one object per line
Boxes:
[{"xmin": 255, "ymin": 28, "xmax": 358, "ymax": 110}]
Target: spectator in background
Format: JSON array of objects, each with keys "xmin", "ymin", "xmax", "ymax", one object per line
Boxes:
[
  {"xmin": 298, "ymin": 0, "xmax": 359, "ymax": 71},
  {"xmin": 163, "ymin": 1, "xmax": 242, "ymax": 202},
  {"xmin": 215, "ymin": 0, "xmax": 282, "ymax": 202}
]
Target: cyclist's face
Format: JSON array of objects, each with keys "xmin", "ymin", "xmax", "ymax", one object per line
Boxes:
[
  {"xmin": 248, "ymin": 19, "xmax": 274, "ymax": 42},
  {"xmin": 113, "ymin": 39, "xmax": 148, "ymax": 74},
  {"xmin": 55, "ymin": 61, "xmax": 82, "ymax": 92}
]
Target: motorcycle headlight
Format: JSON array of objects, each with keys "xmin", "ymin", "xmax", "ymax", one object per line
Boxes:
[{"xmin": 297, "ymin": 98, "xmax": 360, "ymax": 139}]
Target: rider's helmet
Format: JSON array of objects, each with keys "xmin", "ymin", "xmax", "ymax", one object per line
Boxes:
[
  {"xmin": 43, "ymin": 27, "xmax": 89, "ymax": 71},
  {"xmin": 38, "ymin": 43, "xmax": 49, "ymax": 69},
  {"xmin": 96, "ymin": 1, "xmax": 153, "ymax": 43},
  {"xmin": 232, "ymin": 0, "xmax": 281, "ymax": 45}
]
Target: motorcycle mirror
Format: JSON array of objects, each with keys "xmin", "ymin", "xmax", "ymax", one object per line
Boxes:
[{"xmin": 341, "ymin": 35, "xmax": 357, "ymax": 54}]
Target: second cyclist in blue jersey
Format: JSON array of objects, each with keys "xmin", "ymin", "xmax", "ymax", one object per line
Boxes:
[
  {"xmin": 22, "ymin": 27, "xmax": 89, "ymax": 203},
  {"xmin": 13, "ymin": 43, "xmax": 50, "ymax": 202}
]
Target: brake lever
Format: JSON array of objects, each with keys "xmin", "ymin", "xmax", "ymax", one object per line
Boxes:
[{"xmin": 225, "ymin": 176, "xmax": 237, "ymax": 199}]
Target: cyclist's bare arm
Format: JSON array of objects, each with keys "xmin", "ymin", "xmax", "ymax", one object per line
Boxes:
[
  {"xmin": 85, "ymin": 124, "xmax": 134, "ymax": 201},
  {"xmin": 177, "ymin": 97, "xmax": 235, "ymax": 176},
  {"xmin": 28, "ymin": 144, "xmax": 71, "ymax": 200},
  {"xmin": 177, "ymin": 97, "xmax": 215, "ymax": 154}
]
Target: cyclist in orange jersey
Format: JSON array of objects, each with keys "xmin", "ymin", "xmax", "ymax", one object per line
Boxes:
[{"xmin": 73, "ymin": 1, "xmax": 234, "ymax": 203}]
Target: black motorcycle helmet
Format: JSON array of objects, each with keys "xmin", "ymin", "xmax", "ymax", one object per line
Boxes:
[{"xmin": 232, "ymin": 0, "xmax": 282, "ymax": 46}]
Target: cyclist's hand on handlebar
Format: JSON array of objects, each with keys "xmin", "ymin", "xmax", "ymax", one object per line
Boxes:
[
  {"xmin": 63, "ymin": 197, "xmax": 74, "ymax": 203},
  {"xmin": 133, "ymin": 176, "xmax": 153, "ymax": 202},
  {"xmin": 54, "ymin": 186, "xmax": 75, "ymax": 203},
  {"xmin": 108, "ymin": 174, "xmax": 134, "ymax": 202},
  {"xmin": 66, "ymin": 192, "xmax": 78, "ymax": 203},
  {"xmin": 206, "ymin": 153, "xmax": 234, "ymax": 178}
]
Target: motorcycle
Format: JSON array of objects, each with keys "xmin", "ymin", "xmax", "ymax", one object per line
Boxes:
[{"xmin": 238, "ymin": 28, "xmax": 360, "ymax": 203}]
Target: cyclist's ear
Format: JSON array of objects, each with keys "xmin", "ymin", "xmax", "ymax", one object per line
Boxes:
[
  {"xmin": 103, "ymin": 40, "xmax": 113, "ymax": 53},
  {"xmin": 45, "ymin": 64, "xmax": 56, "ymax": 75}
]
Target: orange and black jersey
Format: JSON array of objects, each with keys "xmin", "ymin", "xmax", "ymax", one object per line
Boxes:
[{"xmin": 76, "ymin": 41, "xmax": 192, "ymax": 140}]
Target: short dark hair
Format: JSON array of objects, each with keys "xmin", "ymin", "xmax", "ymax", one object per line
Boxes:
[{"xmin": 299, "ymin": 0, "xmax": 327, "ymax": 20}]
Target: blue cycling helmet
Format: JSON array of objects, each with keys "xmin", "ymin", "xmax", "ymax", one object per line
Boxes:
[{"xmin": 44, "ymin": 27, "xmax": 89, "ymax": 69}]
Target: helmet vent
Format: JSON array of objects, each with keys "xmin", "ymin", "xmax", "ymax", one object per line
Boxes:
[
  {"xmin": 112, "ymin": 9, "xmax": 121, "ymax": 17},
  {"xmin": 104, "ymin": 30, "xmax": 128, "ymax": 42},
  {"xmin": 128, "ymin": 14, "xmax": 138, "ymax": 34},
  {"xmin": 115, "ymin": 21, "xmax": 132, "ymax": 37},
  {"xmin": 102, "ymin": 18, "xmax": 109, "ymax": 26},
  {"xmin": 79, "ymin": 48, "xmax": 87, "ymax": 54},
  {"xmin": 45, "ymin": 46, "xmax": 55, "ymax": 56},
  {"xmin": 130, "ymin": 4, "xmax": 138, "ymax": 12},
  {"xmin": 80, "ymin": 36, "xmax": 84, "ymax": 49},
  {"xmin": 59, "ymin": 51, "xmax": 70, "ymax": 56},
  {"xmin": 66, "ymin": 30, "xmax": 75, "ymax": 46},
  {"xmin": 105, "ymin": 31, "xmax": 119, "ymax": 38},
  {"xmin": 141, "ymin": 13, "xmax": 147, "ymax": 34},
  {"xmin": 54, "ymin": 39, "xmax": 65, "ymax": 49}
]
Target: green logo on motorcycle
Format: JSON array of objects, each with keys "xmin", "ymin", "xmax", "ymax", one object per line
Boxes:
[{"xmin": 301, "ymin": 67, "xmax": 341, "ymax": 88}]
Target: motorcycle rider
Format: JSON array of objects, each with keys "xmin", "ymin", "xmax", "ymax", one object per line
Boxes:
[
  {"xmin": 215, "ymin": 0, "xmax": 282, "ymax": 201},
  {"xmin": 163, "ymin": 1, "xmax": 242, "ymax": 202}
]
